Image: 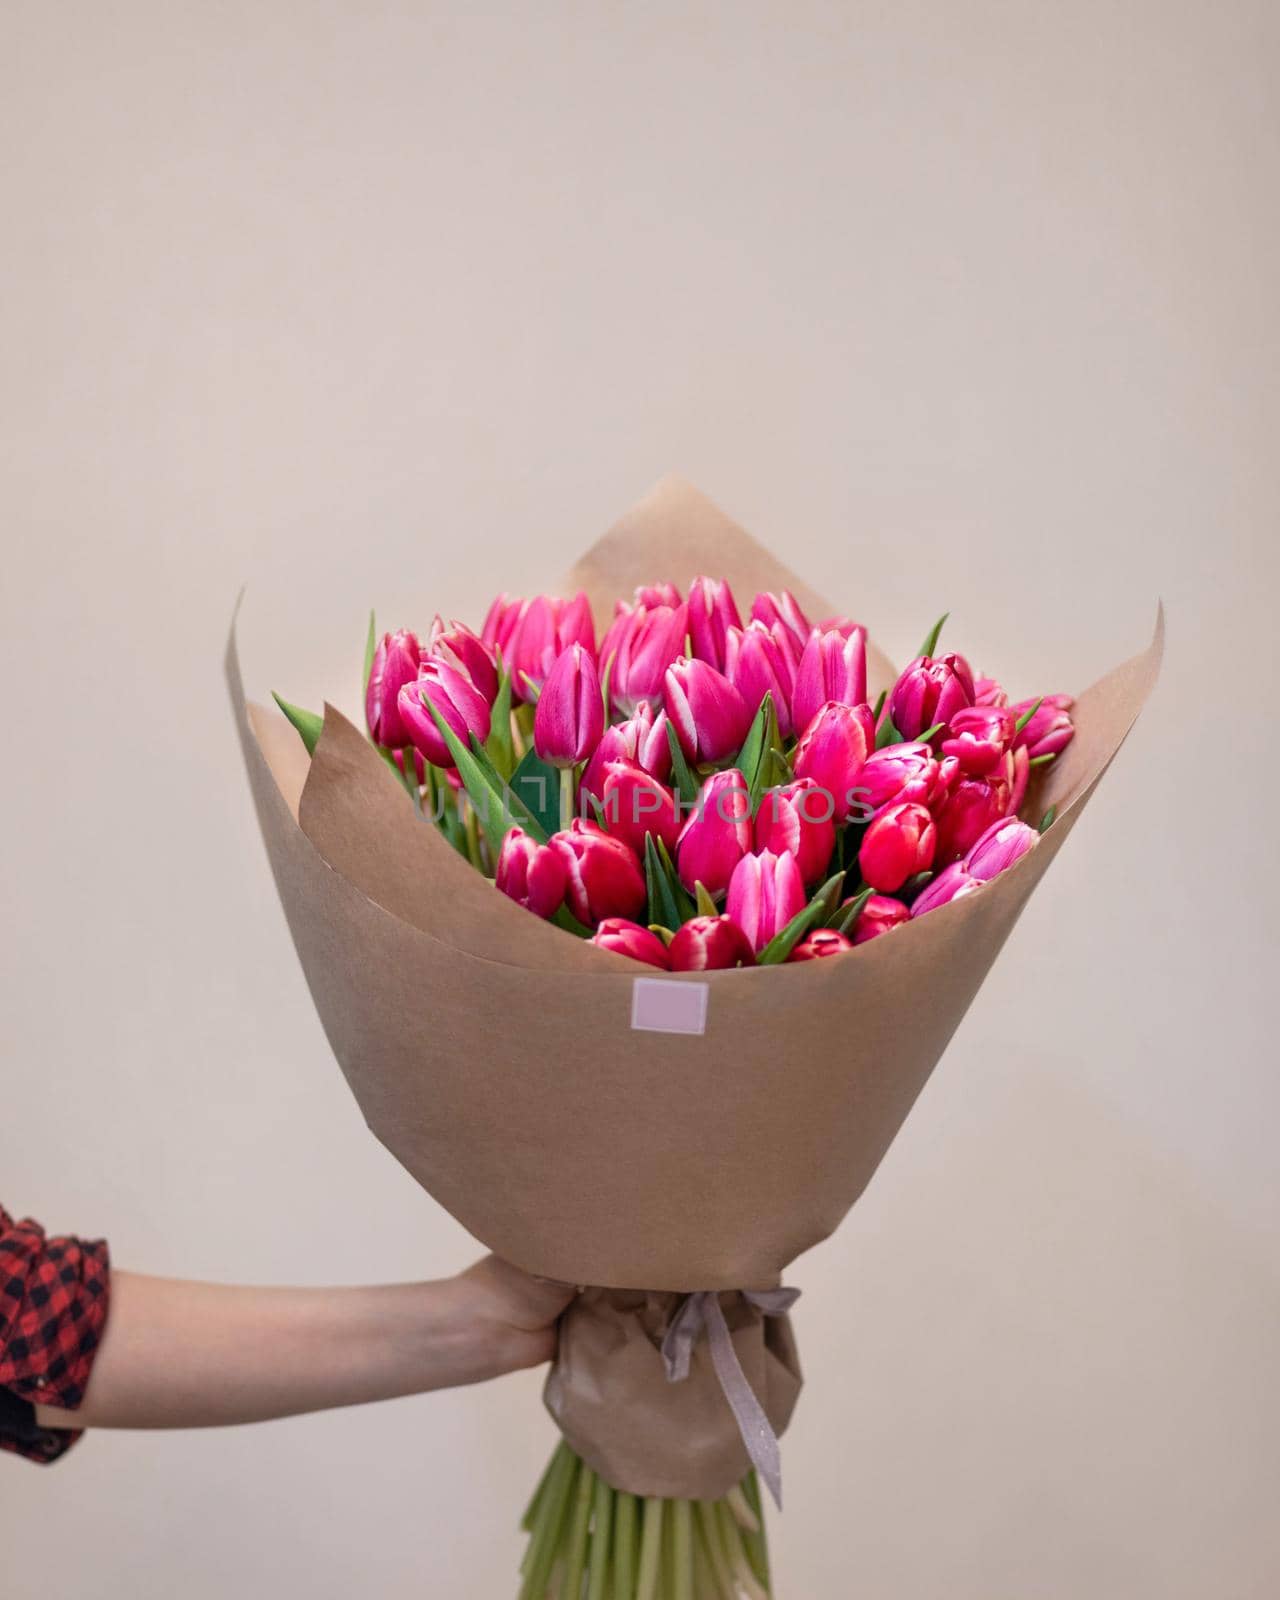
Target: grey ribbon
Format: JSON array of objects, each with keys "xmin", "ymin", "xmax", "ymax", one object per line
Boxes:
[{"xmin": 660, "ymin": 1287, "xmax": 801, "ymax": 1509}]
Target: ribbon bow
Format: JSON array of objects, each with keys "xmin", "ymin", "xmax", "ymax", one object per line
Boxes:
[{"xmin": 659, "ymin": 1287, "xmax": 800, "ymax": 1509}]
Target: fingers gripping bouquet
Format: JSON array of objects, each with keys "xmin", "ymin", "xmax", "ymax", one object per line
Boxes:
[{"xmin": 228, "ymin": 478, "xmax": 1161, "ymax": 1598}]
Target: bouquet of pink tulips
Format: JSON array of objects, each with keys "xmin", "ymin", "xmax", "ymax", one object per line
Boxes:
[{"xmin": 233, "ymin": 478, "xmax": 1160, "ymax": 1600}]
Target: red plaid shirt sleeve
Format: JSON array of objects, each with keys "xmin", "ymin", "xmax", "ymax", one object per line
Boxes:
[{"xmin": 1, "ymin": 1205, "xmax": 111, "ymax": 1464}]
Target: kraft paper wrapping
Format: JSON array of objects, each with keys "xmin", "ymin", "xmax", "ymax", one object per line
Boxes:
[{"xmin": 227, "ymin": 475, "xmax": 1162, "ymax": 1498}]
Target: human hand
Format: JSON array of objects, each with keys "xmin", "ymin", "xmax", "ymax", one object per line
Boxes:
[{"xmin": 451, "ymin": 1256, "xmax": 577, "ymax": 1378}]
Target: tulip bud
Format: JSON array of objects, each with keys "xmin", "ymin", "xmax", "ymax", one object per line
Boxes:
[
  {"xmin": 597, "ymin": 759, "xmax": 681, "ymax": 856},
  {"xmin": 791, "ymin": 625, "xmax": 868, "ymax": 734},
  {"xmin": 726, "ymin": 849, "xmax": 807, "ymax": 955},
  {"xmin": 754, "ymin": 778, "xmax": 836, "ymax": 886},
  {"xmin": 495, "ymin": 827, "xmax": 568, "ymax": 919},
  {"xmin": 973, "ymin": 674, "xmax": 1009, "ymax": 708},
  {"xmin": 365, "ymin": 629, "xmax": 422, "ymax": 748},
  {"xmin": 632, "ymin": 581, "xmax": 683, "ymax": 609},
  {"xmin": 851, "ymin": 894, "xmax": 911, "ymax": 944},
  {"xmin": 548, "ymin": 819, "xmax": 646, "ymax": 927},
  {"xmin": 1011, "ymin": 693, "xmax": 1075, "ymax": 759},
  {"xmin": 580, "ymin": 701, "xmax": 672, "ymax": 800},
  {"xmin": 676, "ymin": 769, "xmax": 752, "ymax": 897},
  {"xmin": 687, "ymin": 576, "xmax": 743, "ymax": 672},
  {"xmin": 750, "ymin": 590, "xmax": 812, "ymax": 655},
  {"xmin": 940, "ymin": 705, "xmax": 1016, "ymax": 776},
  {"xmin": 506, "ymin": 592, "xmax": 597, "ymax": 701},
  {"xmin": 398, "ymin": 659, "xmax": 492, "ymax": 769},
  {"xmin": 792, "ymin": 700, "xmax": 877, "ymax": 822},
  {"xmin": 858, "ymin": 800, "xmax": 937, "ymax": 892},
  {"xmin": 426, "ymin": 616, "xmax": 499, "ymax": 706},
  {"xmin": 854, "ymin": 741, "xmax": 951, "ymax": 816},
  {"xmin": 789, "ymin": 928, "xmax": 853, "ymax": 961},
  {"xmin": 590, "ymin": 917, "xmax": 671, "ymax": 968},
  {"xmin": 815, "ymin": 616, "xmax": 864, "ymax": 639},
  {"xmin": 1007, "ymin": 743, "xmax": 1030, "ymax": 817},
  {"xmin": 664, "ymin": 657, "xmax": 751, "ymax": 765},
  {"xmin": 533, "ymin": 643, "xmax": 604, "ymax": 768},
  {"xmin": 966, "ymin": 816, "xmax": 1038, "ymax": 881},
  {"xmin": 723, "ymin": 622, "xmax": 796, "ymax": 737},
  {"xmin": 933, "ymin": 772, "xmax": 1010, "ymax": 865},
  {"xmin": 888, "ymin": 652, "xmax": 975, "ymax": 740},
  {"xmin": 480, "ymin": 594, "xmax": 525, "ymax": 657},
  {"xmin": 667, "ymin": 914, "xmax": 755, "ymax": 971},
  {"xmin": 610, "ymin": 602, "xmax": 689, "ymax": 716},
  {"xmin": 909, "ymin": 860, "xmax": 982, "ymax": 917}
]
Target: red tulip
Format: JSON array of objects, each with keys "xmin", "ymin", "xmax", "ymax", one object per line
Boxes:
[
  {"xmin": 688, "ymin": 576, "xmax": 743, "ymax": 672},
  {"xmin": 851, "ymin": 894, "xmax": 911, "ymax": 944},
  {"xmin": 726, "ymin": 849, "xmax": 807, "ymax": 954},
  {"xmin": 888, "ymin": 652, "xmax": 975, "ymax": 739},
  {"xmin": 750, "ymin": 590, "xmax": 812, "ymax": 655},
  {"xmin": 365, "ymin": 629, "xmax": 422, "ymax": 748},
  {"xmin": 723, "ymin": 622, "xmax": 796, "ymax": 738},
  {"xmin": 966, "ymin": 817, "xmax": 1038, "ymax": 881},
  {"xmin": 609, "ymin": 602, "xmax": 689, "ymax": 716},
  {"xmin": 664, "ymin": 657, "xmax": 751, "ymax": 765},
  {"xmin": 533, "ymin": 643, "xmax": 604, "ymax": 767},
  {"xmin": 591, "ymin": 917, "xmax": 671, "ymax": 968},
  {"xmin": 1011, "ymin": 693, "xmax": 1075, "ymax": 759},
  {"xmin": 580, "ymin": 701, "xmax": 672, "ymax": 800},
  {"xmin": 676, "ymin": 769, "xmax": 752, "ymax": 897},
  {"xmin": 597, "ymin": 759, "xmax": 680, "ymax": 856},
  {"xmin": 495, "ymin": 827, "xmax": 568, "ymax": 919},
  {"xmin": 789, "ymin": 928, "xmax": 853, "ymax": 961},
  {"xmin": 398, "ymin": 659, "xmax": 492, "ymax": 769},
  {"xmin": 791, "ymin": 625, "xmax": 868, "ymax": 734},
  {"xmin": 853, "ymin": 741, "xmax": 952, "ymax": 817},
  {"xmin": 505, "ymin": 592, "xmax": 596, "ymax": 701},
  {"xmin": 858, "ymin": 800, "xmax": 937, "ymax": 892},
  {"xmin": 754, "ymin": 778, "xmax": 836, "ymax": 887},
  {"xmin": 792, "ymin": 700, "xmax": 877, "ymax": 822},
  {"xmin": 940, "ymin": 705, "xmax": 1016, "ymax": 776},
  {"xmin": 426, "ymin": 616, "xmax": 498, "ymax": 705},
  {"xmin": 667, "ymin": 914, "xmax": 755, "ymax": 971},
  {"xmin": 909, "ymin": 861, "xmax": 982, "ymax": 917},
  {"xmin": 933, "ymin": 772, "xmax": 1010, "ymax": 865},
  {"xmin": 548, "ymin": 819, "xmax": 646, "ymax": 927}
]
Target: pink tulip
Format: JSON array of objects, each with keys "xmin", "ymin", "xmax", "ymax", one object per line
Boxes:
[
  {"xmin": 664, "ymin": 657, "xmax": 751, "ymax": 765},
  {"xmin": 506, "ymin": 592, "xmax": 596, "ymax": 701},
  {"xmin": 633, "ymin": 581, "xmax": 683, "ymax": 609},
  {"xmin": 933, "ymin": 772, "xmax": 1010, "ymax": 865},
  {"xmin": 580, "ymin": 701, "xmax": 672, "ymax": 800},
  {"xmin": 676, "ymin": 769, "xmax": 752, "ymax": 897},
  {"xmin": 688, "ymin": 576, "xmax": 743, "ymax": 672},
  {"xmin": 610, "ymin": 602, "xmax": 689, "ymax": 716},
  {"xmin": 859, "ymin": 800, "xmax": 937, "ymax": 892},
  {"xmin": 888, "ymin": 652, "xmax": 975, "ymax": 739},
  {"xmin": 426, "ymin": 616, "xmax": 498, "ymax": 705},
  {"xmin": 940, "ymin": 705, "xmax": 1016, "ymax": 776},
  {"xmin": 909, "ymin": 861, "xmax": 982, "ymax": 918},
  {"xmin": 791, "ymin": 625, "xmax": 868, "ymax": 734},
  {"xmin": 533, "ymin": 643, "xmax": 604, "ymax": 767},
  {"xmin": 727, "ymin": 849, "xmax": 807, "ymax": 954},
  {"xmin": 851, "ymin": 894, "xmax": 911, "ymax": 944},
  {"xmin": 966, "ymin": 817, "xmax": 1038, "ymax": 881},
  {"xmin": 1007, "ymin": 744, "xmax": 1030, "ymax": 817},
  {"xmin": 480, "ymin": 593, "xmax": 525, "ymax": 658},
  {"xmin": 365, "ymin": 629, "xmax": 422, "ymax": 748},
  {"xmin": 1012, "ymin": 693, "xmax": 1075, "ymax": 759},
  {"xmin": 590, "ymin": 917, "xmax": 671, "ymax": 968},
  {"xmin": 754, "ymin": 778, "xmax": 836, "ymax": 887},
  {"xmin": 789, "ymin": 928, "xmax": 853, "ymax": 961},
  {"xmin": 973, "ymin": 674, "xmax": 1009, "ymax": 708},
  {"xmin": 853, "ymin": 741, "xmax": 952, "ymax": 818},
  {"xmin": 723, "ymin": 622, "xmax": 796, "ymax": 737},
  {"xmin": 548, "ymin": 819, "xmax": 646, "ymax": 927},
  {"xmin": 792, "ymin": 700, "xmax": 877, "ymax": 822},
  {"xmin": 815, "ymin": 616, "xmax": 865, "ymax": 639},
  {"xmin": 596, "ymin": 758, "xmax": 681, "ymax": 856},
  {"xmin": 495, "ymin": 827, "xmax": 568, "ymax": 919},
  {"xmin": 398, "ymin": 659, "xmax": 492, "ymax": 769},
  {"xmin": 750, "ymin": 590, "xmax": 812, "ymax": 655},
  {"xmin": 667, "ymin": 914, "xmax": 755, "ymax": 971}
]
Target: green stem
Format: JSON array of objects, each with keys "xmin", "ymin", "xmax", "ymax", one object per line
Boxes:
[
  {"xmin": 695, "ymin": 1501, "xmax": 735, "ymax": 1598},
  {"xmin": 560, "ymin": 1461, "xmax": 596, "ymax": 1600},
  {"xmin": 671, "ymin": 1500, "xmax": 693, "ymax": 1600},
  {"xmin": 560, "ymin": 764, "xmax": 576, "ymax": 831},
  {"xmin": 718, "ymin": 1502, "xmax": 769, "ymax": 1600},
  {"xmin": 612, "ymin": 1492, "xmax": 638, "ymax": 1600},
  {"xmin": 520, "ymin": 1449, "xmax": 579, "ymax": 1600},
  {"xmin": 634, "ymin": 1498, "xmax": 664, "ymax": 1600},
  {"xmin": 521, "ymin": 1442, "xmax": 565, "ymax": 1536},
  {"xmin": 586, "ymin": 1476, "xmax": 613, "ymax": 1600},
  {"xmin": 740, "ymin": 1473, "xmax": 773, "ymax": 1592}
]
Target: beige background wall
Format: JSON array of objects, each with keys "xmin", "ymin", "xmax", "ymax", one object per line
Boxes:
[{"xmin": 2, "ymin": 3, "xmax": 1276, "ymax": 1596}]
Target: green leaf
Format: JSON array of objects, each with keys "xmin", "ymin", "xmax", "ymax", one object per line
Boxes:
[
  {"xmin": 871, "ymin": 688, "xmax": 887, "ymax": 723},
  {"xmin": 830, "ymin": 885, "xmax": 874, "ymax": 936},
  {"xmin": 1028, "ymin": 751, "xmax": 1057, "ymax": 769},
  {"xmin": 363, "ymin": 610, "xmax": 377, "ymax": 698},
  {"xmin": 694, "ymin": 881, "xmax": 718, "ymax": 917},
  {"xmin": 757, "ymin": 871, "xmax": 845, "ymax": 965},
  {"xmin": 665, "ymin": 720, "xmax": 699, "ymax": 806},
  {"xmin": 271, "ymin": 692, "xmax": 324, "ymax": 757},
  {"xmin": 421, "ymin": 695, "xmax": 545, "ymax": 852},
  {"xmin": 484, "ymin": 654, "xmax": 516, "ymax": 780},
  {"xmin": 902, "ymin": 870, "xmax": 934, "ymax": 898},
  {"xmin": 1014, "ymin": 696, "xmax": 1043, "ymax": 735},
  {"xmin": 508, "ymin": 745, "xmax": 563, "ymax": 839},
  {"xmin": 734, "ymin": 693, "xmax": 776, "ymax": 812},
  {"xmin": 600, "ymin": 649, "xmax": 615, "ymax": 724},
  {"xmin": 647, "ymin": 924, "xmax": 675, "ymax": 946},
  {"xmin": 918, "ymin": 612, "xmax": 949, "ymax": 659},
  {"xmin": 655, "ymin": 836, "xmax": 696, "ymax": 922},
  {"xmin": 917, "ymin": 721, "xmax": 944, "ymax": 744},
  {"xmin": 552, "ymin": 904, "xmax": 593, "ymax": 939},
  {"xmin": 644, "ymin": 835, "xmax": 682, "ymax": 931},
  {"xmin": 519, "ymin": 671, "xmax": 542, "ymax": 705},
  {"xmin": 380, "ymin": 745, "xmax": 418, "ymax": 804},
  {"xmin": 875, "ymin": 711, "xmax": 904, "ymax": 749},
  {"xmin": 1038, "ymin": 804, "xmax": 1057, "ymax": 834}
]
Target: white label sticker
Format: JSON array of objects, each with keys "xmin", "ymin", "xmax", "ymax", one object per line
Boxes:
[{"xmin": 630, "ymin": 977, "xmax": 709, "ymax": 1035}]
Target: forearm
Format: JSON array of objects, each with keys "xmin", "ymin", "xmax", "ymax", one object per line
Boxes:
[{"xmin": 34, "ymin": 1264, "xmax": 550, "ymax": 1432}]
